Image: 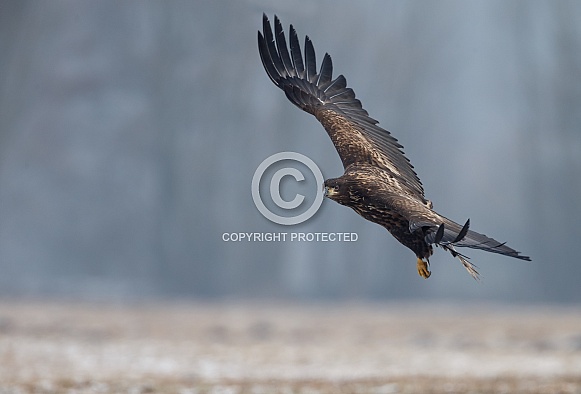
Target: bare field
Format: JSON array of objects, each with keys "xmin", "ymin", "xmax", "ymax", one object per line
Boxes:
[{"xmin": 0, "ymin": 301, "xmax": 580, "ymax": 393}]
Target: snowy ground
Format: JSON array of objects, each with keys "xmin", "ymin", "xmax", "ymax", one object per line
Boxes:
[{"xmin": 0, "ymin": 300, "xmax": 580, "ymax": 393}]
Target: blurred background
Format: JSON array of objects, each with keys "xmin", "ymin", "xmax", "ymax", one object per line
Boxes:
[{"xmin": 1, "ymin": 0, "xmax": 580, "ymax": 304}]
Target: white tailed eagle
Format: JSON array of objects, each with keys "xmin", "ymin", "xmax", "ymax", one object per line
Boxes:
[{"xmin": 258, "ymin": 14, "xmax": 530, "ymax": 279}]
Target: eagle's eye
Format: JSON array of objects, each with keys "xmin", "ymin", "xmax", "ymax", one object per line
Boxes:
[{"xmin": 334, "ymin": 185, "xmax": 340, "ymax": 192}]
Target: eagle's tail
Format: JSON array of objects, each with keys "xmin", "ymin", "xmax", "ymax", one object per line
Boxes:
[{"xmin": 423, "ymin": 217, "xmax": 531, "ymax": 280}]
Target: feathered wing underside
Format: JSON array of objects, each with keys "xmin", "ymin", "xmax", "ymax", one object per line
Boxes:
[
  {"xmin": 258, "ymin": 14, "xmax": 424, "ymax": 198},
  {"xmin": 372, "ymin": 186, "xmax": 531, "ymax": 279}
]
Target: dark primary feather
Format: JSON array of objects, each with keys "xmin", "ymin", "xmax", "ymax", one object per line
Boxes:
[
  {"xmin": 359, "ymin": 167, "xmax": 531, "ymax": 263},
  {"xmin": 401, "ymin": 195, "xmax": 531, "ymax": 261},
  {"xmin": 430, "ymin": 219, "xmax": 531, "ymax": 261},
  {"xmin": 258, "ymin": 14, "xmax": 425, "ymax": 198}
]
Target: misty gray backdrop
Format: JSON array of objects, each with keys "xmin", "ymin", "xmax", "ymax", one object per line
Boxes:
[{"xmin": 0, "ymin": 1, "xmax": 579, "ymax": 302}]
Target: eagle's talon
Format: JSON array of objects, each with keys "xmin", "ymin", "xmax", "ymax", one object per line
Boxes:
[{"xmin": 417, "ymin": 258, "xmax": 431, "ymax": 279}]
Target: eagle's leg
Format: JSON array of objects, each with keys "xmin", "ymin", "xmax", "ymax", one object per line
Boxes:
[{"xmin": 416, "ymin": 258, "xmax": 431, "ymax": 279}]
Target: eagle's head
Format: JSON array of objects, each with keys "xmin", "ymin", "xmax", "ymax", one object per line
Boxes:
[{"xmin": 324, "ymin": 177, "xmax": 352, "ymax": 205}]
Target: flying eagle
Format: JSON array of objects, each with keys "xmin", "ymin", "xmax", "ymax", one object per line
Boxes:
[{"xmin": 257, "ymin": 14, "xmax": 530, "ymax": 279}]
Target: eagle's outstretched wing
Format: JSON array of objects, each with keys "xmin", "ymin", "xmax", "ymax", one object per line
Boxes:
[
  {"xmin": 258, "ymin": 14, "xmax": 424, "ymax": 199},
  {"xmin": 412, "ymin": 210, "xmax": 531, "ymax": 260},
  {"xmin": 387, "ymin": 190, "xmax": 531, "ymax": 278}
]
